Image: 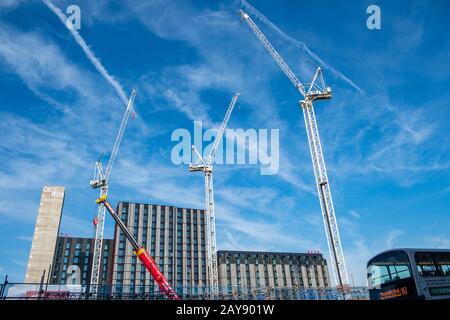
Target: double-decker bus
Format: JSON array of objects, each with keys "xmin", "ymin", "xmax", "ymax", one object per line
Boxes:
[{"xmin": 367, "ymin": 248, "xmax": 450, "ymax": 300}]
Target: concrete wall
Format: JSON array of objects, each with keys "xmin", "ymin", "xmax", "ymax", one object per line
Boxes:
[{"xmin": 25, "ymin": 186, "xmax": 65, "ymax": 283}]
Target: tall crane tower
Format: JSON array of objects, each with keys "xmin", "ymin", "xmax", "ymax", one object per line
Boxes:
[
  {"xmin": 89, "ymin": 89, "xmax": 137, "ymax": 294},
  {"xmin": 190, "ymin": 93, "xmax": 240, "ymax": 295},
  {"xmin": 239, "ymin": 9, "xmax": 349, "ymax": 288}
]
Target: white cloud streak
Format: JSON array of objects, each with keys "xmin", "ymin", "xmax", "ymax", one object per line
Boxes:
[
  {"xmin": 385, "ymin": 229, "xmax": 405, "ymax": 248},
  {"xmin": 0, "ymin": 0, "xmax": 23, "ymax": 9},
  {"xmin": 43, "ymin": 0, "xmax": 129, "ymax": 105}
]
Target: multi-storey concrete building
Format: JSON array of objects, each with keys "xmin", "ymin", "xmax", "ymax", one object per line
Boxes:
[
  {"xmin": 25, "ymin": 186, "xmax": 65, "ymax": 283},
  {"xmin": 111, "ymin": 202, "xmax": 208, "ymax": 296},
  {"xmin": 50, "ymin": 236, "xmax": 114, "ymax": 288},
  {"xmin": 217, "ymin": 250, "xmax": 330, "ymax": 294}
]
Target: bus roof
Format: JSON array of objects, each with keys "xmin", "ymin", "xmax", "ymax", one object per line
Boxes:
[{"xmin": 367, "ymin": 248, "xmax": 450, "ymax": 266}]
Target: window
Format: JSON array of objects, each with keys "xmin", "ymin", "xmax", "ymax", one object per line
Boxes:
[
  {"xmin": 415, "ymin": 252, "xmax": 450, "ymax": 277},
  {"xmin": 368, "ymin": 251, "xmax": 412, "ymax": 287}
]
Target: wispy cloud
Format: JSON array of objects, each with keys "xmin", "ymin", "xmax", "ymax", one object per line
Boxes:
[
  {"xmin": 428, "ymin": 237, "xmax": 450, "ymax": 249},
  {"xmin": 339, "ymin": 212, "xmax": 373, "ymax": 286},
  {"xmin": 0, "ymin": 19, "xmax": 138, "ymax": 238},
  {"xmin": 0, "ymin": 0, "xmax": 23, "ymax": 10},
  {"xmin": 237, "ymin": 0, "xmax": 363, "ymax": 94},
  {"xmin": 216, "ymin": 186, "xmax": 295, "ymax": 217},
  {"xmin": 349, "ymin": 210, "xmax": 361, "ymax": 219},
  {"xmin": 385, "ymin": 229, "xmax": 405, "ymax": 248},
  {"xmin": 17, "ymin": 235, "xmax": 32, "ymax": 242}
]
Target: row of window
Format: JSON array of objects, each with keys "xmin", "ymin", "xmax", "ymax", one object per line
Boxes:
[
  {"xmin": 58, "ymin": 241, "xmax": 109, "ymax": 251},
  {"xmin": 227, "ymin": 263, "xmax": 326, "ymax": 287},
  {"xmin": 121, "ymin": 205, "xmax": 206, "ymax": 223},
  {"xmin": 221, "ymin": 255, "xmax": 325, "ymax": 266}
]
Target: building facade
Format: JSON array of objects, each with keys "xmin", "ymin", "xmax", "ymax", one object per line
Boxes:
[
  {"xmin": 111, "ymin": 202, "xmax": 208, "ymax": 296},
  {"xmin": 50, "ymin": 236, "xmax": 114, "ymax": 288},
  {"xmin": 25, "ymin": 186, "xmax": 65, "ymax": 283},
  {"xmin": 217, "ymin": 250, "xmax": 330, "ymax": 294}
]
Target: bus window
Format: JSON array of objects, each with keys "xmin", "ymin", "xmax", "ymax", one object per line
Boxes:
[
  {"xmin": 368, "ymin": 251, "xmax": 412, "ymax": 288},
  {"xmin": 415, "ymin": 252, "xmax": 450, "ymax": 277}
]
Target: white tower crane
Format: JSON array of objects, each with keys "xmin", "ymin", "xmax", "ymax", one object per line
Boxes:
[
  {"xmin": 89, "ymin": 89, "xmax": 137, "ymax": 294},
  {"xmin": 190, "ymin": 93, "xmax": 240, "ymax": 295},
  {"xmin": 239, "ymin": 9, "xmax": 349, "ymax": 288}
]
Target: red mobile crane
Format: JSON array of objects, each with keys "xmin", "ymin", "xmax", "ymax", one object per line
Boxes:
[{"xmin": 96, "ymin": 194, "xmax": 179, "ymax": 300}]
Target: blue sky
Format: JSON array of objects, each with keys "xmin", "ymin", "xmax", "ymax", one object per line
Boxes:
[{"xmin": 0, "ymin": 0, "xmax": 449, "ymax": 286}]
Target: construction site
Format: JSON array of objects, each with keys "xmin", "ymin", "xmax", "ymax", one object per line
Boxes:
[{"xmin": 0, "ymin": 7, "xmax": 365, "ymax": 301}]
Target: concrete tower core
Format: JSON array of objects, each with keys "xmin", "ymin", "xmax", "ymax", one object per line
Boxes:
[{"xmin": 24, "ymin": 186, "xmax": 65, "ymax": 283}]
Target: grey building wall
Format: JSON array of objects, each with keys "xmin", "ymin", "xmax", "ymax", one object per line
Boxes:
[
  {"xmin": 217, "ymin": 250, "xmax": 330, "ymax": 293},
  {"xmin": 25, "ymin": 186, "xmax": 65, "ymax": 283},
  {"xmin": 112, "ymin": 202, "xmax": 208, "ymax": 296},
  {"xmin": 50, "ymin": 236, "xmax": 114, "ymax": 287}
]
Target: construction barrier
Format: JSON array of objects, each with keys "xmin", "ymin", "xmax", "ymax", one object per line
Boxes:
[{"xmin": 0, "ymin": 283, "xmax": 369, "ymax": 300}]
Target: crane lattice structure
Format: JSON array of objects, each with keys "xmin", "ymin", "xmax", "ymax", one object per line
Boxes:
[
  {"xmin": 89, "ymin": 90, "xmax": 137, "ymax": 294},
  {"xmin": 190, "ymin": 93, "xmax": 240, "ymax": 294},
  {"xmin": 239, "ymin": 9, "xmax": 349, "ymax": 287}
]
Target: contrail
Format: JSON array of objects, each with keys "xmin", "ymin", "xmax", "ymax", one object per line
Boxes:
[
  {"xmin": 237, "ymin": 0, "xmax": 363, "ymax": 94},
  {"xmin": 43, "ymin": 0, "xmax": 129, "ymax": 104}
]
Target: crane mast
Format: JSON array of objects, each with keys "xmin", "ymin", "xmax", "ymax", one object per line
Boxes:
[
  {"xmin": 239, "ymin": 9, "xmax": 349, "ymax": 287},
  {"xmin": 190, "ymin": 93, "xmax": 240, "ymax": 295},
  {"xmin": 89, "ymin": 90, "xmax": 137, "ymax": 295}
]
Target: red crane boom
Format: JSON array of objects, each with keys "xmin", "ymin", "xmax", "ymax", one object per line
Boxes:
[{"xmin": 96, "ymin": 195, "xmax": 179, "ymax": 300}]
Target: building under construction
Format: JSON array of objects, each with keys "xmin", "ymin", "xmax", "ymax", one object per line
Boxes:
[
  {"xmin": 82, "ymin": 8, "xmax": 351, "ymax": 298},
  {"xmin": 10, "ymin": 196, "xmax": 342, "ymax": 300},
  {"xmin": 3, "ymin": 6, "xmax": 361, "ymax": 300},
  {"xmin": 111, "ymin": 202, "xmax": 209, "ymax": 296}
]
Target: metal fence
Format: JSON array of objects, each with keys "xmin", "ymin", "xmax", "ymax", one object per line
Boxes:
[{"xmin": 0, "ymin": 282, "xmax": 369, "ymax": 300}]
